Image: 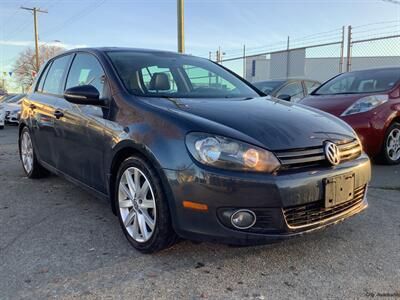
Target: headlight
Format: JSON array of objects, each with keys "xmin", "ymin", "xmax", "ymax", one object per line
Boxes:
[
  {"xmin": 186, "ymin": 132, "xmax": 281, "ymax": 173},
  {"xmin": 341, "ymin": 95, "xmax": 388, "ymax": 116}
]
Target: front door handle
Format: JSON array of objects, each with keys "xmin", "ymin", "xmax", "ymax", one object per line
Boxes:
[{"xmin": 54, "ymin": 110, "xmax": 64, "ymax": 119}]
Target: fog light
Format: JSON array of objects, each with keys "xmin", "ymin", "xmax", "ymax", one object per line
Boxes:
[{"xmin": 230, "ymin": 209, "xmax": 256, "ymax": 229}]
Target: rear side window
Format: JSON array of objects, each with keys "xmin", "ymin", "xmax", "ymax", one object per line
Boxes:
[
  {"xmin": 42, "ymin": 55, "xmax": 71, "ymax": 95},
  {"xmin": 65, "ymin": 53, "xmax": 107, "ymax": 98}
]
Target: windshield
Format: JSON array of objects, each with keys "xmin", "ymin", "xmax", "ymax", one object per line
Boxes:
[
  {"xmin": 107, "ymin": 51, "xmax": 259, "ymax": 98},
  {"xmin": 253, "ymin": 80, "xmax": 285, "ymax": 94},
  {"xmin": 314, "ymin": 69, "xmax": 400, "ymax": 95}
]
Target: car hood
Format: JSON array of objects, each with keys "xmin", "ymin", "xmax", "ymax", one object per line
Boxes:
[
  {"xmin": 300, "ymin": 94, "xmax": 370, "ymax": 117},
  {"xmin": 140, "ymin": 96, "xmax": 356, "ymax": 150}
]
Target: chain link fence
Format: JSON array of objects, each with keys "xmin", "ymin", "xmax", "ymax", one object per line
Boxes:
[
  {"xmin": 212, "ymin": 21, "xmax": 400, "ymax": 84},
  {"xmin": 348, "ymin": 21, "xmax": 400, "ymax": 71}
]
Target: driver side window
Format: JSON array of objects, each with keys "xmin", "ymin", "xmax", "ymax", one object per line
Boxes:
[{"xmin": 65, "ymin": 53, "xmax": 107, "ymax": 98}]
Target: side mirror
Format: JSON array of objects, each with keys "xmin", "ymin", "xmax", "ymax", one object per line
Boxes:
[
  {"xmin": 64, "ymin": 85, "xmax": 104, "ymax": 105},
  {"xmin": 277, "ymin": 94, "xmax": 291, "ymax": 101}
]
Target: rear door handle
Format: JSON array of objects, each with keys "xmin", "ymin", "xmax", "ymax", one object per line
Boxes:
[{"xmin": 54, "ymin": 110, "xmax": 64, "ymax": 119}]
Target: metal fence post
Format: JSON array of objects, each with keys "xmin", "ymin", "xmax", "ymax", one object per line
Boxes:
[
  {"xmin": 346, "ymin": 25, "xmax": 352, "ymax": 72},
  {"xmin": 243, "ymin": 45, "xmax": 246, "ymax": 79},
  {"xmin": 339, "ymin": 26, "xmax": 345, "ymax": 73},
  {"xmin": 286, "ymin": 36, "xmax": 290, "ymax": 78}
]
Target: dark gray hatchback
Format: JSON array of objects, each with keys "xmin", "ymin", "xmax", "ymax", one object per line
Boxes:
[{"xmin": 19, "ymin": 48, "xmax": 371, "ymax": 253}]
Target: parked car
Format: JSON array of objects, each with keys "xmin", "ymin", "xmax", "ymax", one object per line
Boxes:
[
  {"xmin": 301, "ymin": 67, "xmax": 400, "ymax": 164},
  {"xmin": 19, "ymin": 48, "xmax": 370, "ymax": 253},
  {"xmin": 253, "ymin": 79, "xmax": 320, "ymax": 102},
  {"xmin": 0, "ymin": 93, "xmax": 16, "ymax": 103},
  {"xmin": 3, "ymin": 94, "xmax": 26, "ymax": 125},
  {"xmin": 0, "ymin": 106, "xmax": 5, "ymax": 129}
]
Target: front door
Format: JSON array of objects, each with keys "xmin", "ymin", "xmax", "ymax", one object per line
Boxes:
[{"xmin": 54, "ymin": 53, "xmax": 110, "ymax": 193}]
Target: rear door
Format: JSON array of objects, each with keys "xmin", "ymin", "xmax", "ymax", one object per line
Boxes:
[
  {"xmin": 54, "ymin": 52, "xmax": 110, "ymax": 192},
  {"xmin": 28, "ymin": 54, "xmax": 73, "ymax": 167}
]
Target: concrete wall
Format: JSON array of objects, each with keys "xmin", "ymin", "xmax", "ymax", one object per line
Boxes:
[{"xmin": 246, "ymin": 56, "xmax": 400, "ymax": 83}]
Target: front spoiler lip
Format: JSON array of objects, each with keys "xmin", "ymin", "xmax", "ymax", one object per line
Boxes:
[{"xmin": 175, "ymin": 197, "xmax": 368, "ymax": 245}]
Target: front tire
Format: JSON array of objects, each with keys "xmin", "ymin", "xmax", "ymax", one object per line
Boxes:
[
  {"xmin": 19, "ymin": 127, "xmax": 48, "ymax": 178},
  {"xmin": 380, "ymin": 122, "xmax": 400, "ymax": 165},
  {"xmin": 115, "ymin": 156, "xmax": 177, "ymax": 253}
]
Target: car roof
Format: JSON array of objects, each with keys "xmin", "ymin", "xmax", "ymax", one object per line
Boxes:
[{"xmin": 61, "ymin": 47, "xmax": 193, "ymax": 58}]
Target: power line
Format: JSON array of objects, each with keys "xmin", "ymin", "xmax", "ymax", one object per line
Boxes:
[{"xmin": 41, "ymin": 0, "xmax": 107, "ymax": 38}]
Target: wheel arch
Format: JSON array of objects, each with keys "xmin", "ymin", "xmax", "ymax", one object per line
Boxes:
[{"xmin": 108, "ymin": 141, "xmax": 175, "ymax": 217}]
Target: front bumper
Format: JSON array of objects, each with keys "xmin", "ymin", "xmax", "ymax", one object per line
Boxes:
[
  {"xmin": 5, "ymin": 112, "xmax": 19, "ymax": 124},
  {"xmin": 163, "ymin": 153, "xmax": 371, "ymax": 245}
]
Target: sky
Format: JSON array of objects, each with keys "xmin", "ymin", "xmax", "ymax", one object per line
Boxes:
[{"xmin": 0, "ymin": 0, "xmax": 399, "ymax": 90}]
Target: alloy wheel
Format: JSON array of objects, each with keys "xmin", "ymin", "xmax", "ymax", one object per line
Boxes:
[
  {"xmin": 386, "ymin": 128, "xmax": 400, "ymax": 162},
  {"xmin": 21, "ymin": 131, "xmax": 34, "ymax": 174},
  {"xmin": 118, "ymin": 167, "xmax": 157, "ymax": 243}
]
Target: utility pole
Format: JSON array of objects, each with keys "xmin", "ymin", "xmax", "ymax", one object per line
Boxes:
[
  {"xmin": 21, "ymin": 7, "xmax": 48, "ymax": 72},
  {"xmin": 177, "ymin": 0, "xmax": 184, "ymax": 53}
]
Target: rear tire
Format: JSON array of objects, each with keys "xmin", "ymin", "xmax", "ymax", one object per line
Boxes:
[
  {"xmin": 114, "ymin": 156, "xmax": 177, "ymax": 253},
  {"xmin": 19, "ymin": 127, "xmax": 48, "ymax": 178},
  {"xmin": 379, "ymin": 122, "xmax": 400, "ymax": 165},
  {"xmin": 0, "ymin": 125, "xmax": 4, "ymax": 130}
]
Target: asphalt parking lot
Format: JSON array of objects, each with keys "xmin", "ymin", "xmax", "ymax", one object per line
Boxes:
[{"xmin": 0, "ymin": 125, "xmax": 399, "ymax": 300}]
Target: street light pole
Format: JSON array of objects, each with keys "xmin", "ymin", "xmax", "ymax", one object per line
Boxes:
[
  {"xmin": 21, "ymin": 7, "xmax": 48, "ymax": 71},
  {"xmin": 177, "ymin": 0, "xmax": 185, "ymax": 53}
]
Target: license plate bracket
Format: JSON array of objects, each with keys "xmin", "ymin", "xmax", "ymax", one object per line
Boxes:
[{"xmin": 324, "ymin": 173, "xmax": 355, "ymax": 208}]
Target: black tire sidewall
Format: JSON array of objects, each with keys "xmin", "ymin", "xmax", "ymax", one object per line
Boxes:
[
  {"xmin": 114, "ymin": 156, "xmax": 175, "ymax": 253},
  {"xmin": 383, "ymin": 122, "xmax": 400, "ymax": 165}
]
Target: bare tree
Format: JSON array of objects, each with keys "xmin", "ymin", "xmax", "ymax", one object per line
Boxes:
[{"xmin": 13, "ymin": 45, "xmax": 64, "ymax": 91}]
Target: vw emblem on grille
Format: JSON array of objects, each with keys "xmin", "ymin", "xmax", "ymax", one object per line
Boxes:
[{"xmin": 324, "ymin": 141, "xmax": 340, "ymax": 166}]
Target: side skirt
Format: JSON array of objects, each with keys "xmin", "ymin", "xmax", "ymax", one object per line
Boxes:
[{"xmin": 39, "ymin": 160, "xmax": 110, "ymax": 203}]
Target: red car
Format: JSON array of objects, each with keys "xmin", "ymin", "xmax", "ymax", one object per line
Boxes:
[{"xmin": 301, "ymin": 67, "xmax": 400, "ymax": 164}]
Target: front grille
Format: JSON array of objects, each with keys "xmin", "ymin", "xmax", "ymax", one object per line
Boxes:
[
  {"xmin": 275, "ymin": 139, "xmax": 362, "ymax": 169},
  {"xmin": 283, "ymin": 185, "xmax": 366, "ymax": 228}
]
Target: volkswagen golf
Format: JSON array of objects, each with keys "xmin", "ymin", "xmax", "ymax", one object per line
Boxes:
[{"xmin": 19, "ymin": 48, "xmax": 371, "ymax": 253}]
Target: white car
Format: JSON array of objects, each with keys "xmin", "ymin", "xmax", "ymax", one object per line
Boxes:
[
  {"xmin": 2, "ymin": 94, "xmax": 25, "ymax": 125},
  {"xmin": 0, "ymin": 105, "xmax": 5, "ymax": 129},
  {"xmin": 5, "ymin": 103, "xmax": 21, "ymax": 124}
]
